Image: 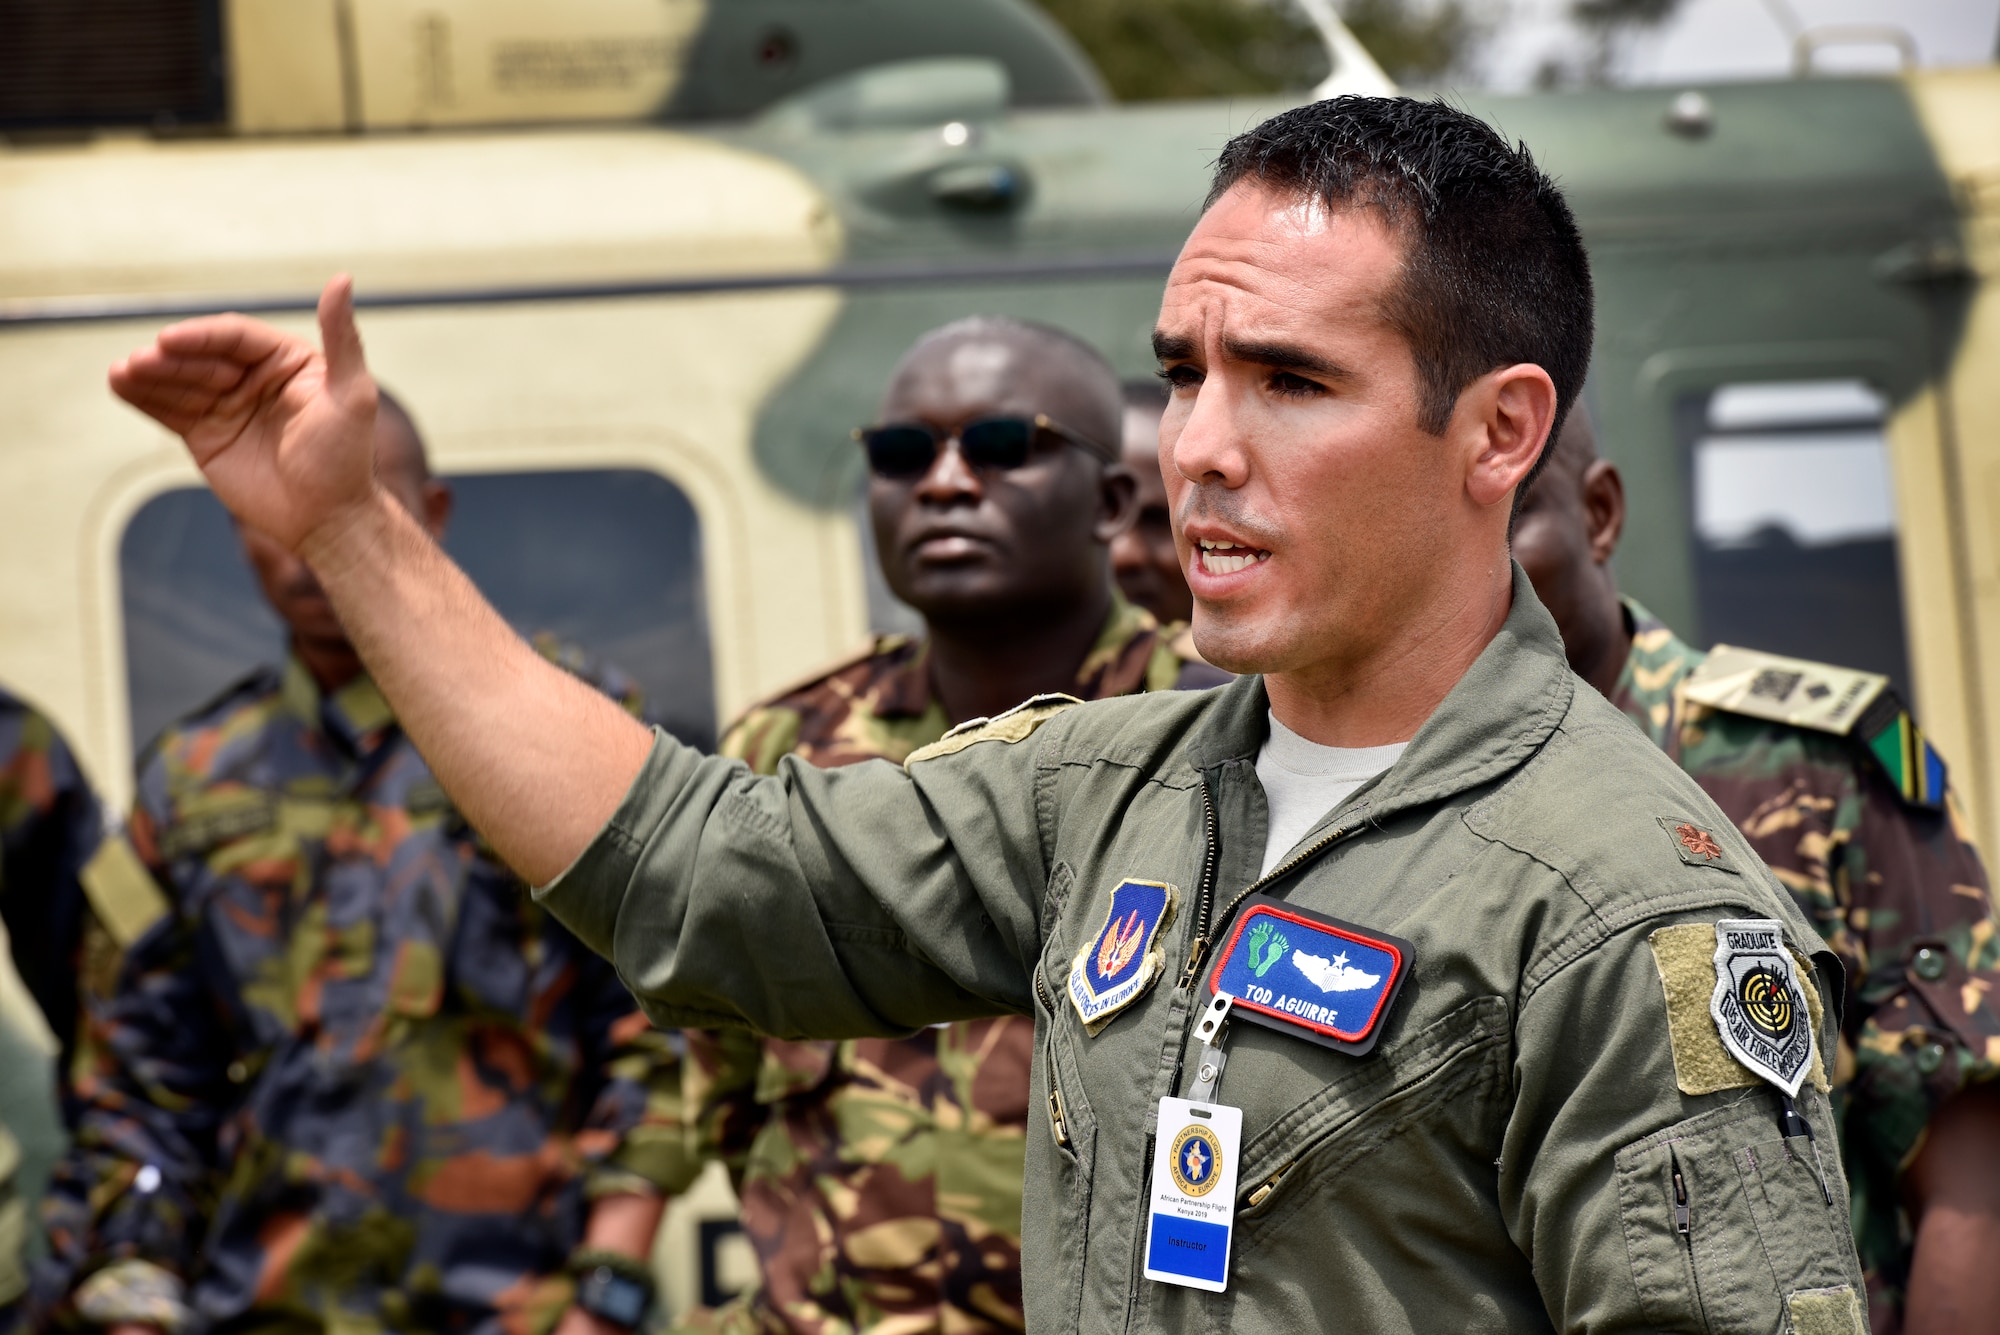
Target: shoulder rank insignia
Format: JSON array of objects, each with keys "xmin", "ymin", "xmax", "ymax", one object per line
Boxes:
[
  {"xmin": 1682, "ymin": 645, "xmax": 1947, "ymax": 809},
  {"xmin": 906, "ymin": 693, "xmax": 1080, "ymax": 768},
  {"xmin": 1205, "ymin": 894, "xmax": 1412, "ymax": 1056},
  {"xmin": 1068, "ymin": 878, "xmax": 1176, "ymax": 1033},
  {"xmin": 1708, "ymin": 918, "xmax": 1814, "ymax": 1096}
]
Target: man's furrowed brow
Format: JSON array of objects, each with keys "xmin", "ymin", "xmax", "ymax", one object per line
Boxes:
[
  {"xmin": 1151, "ymin": 330, "xmax": 1197, "ymax": 362},
  {"xmin": 1219, "ymin": 337, "xmax": 1353, "ymax": 381}
]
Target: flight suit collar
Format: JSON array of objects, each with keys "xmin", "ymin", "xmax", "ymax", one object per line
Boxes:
[
  {"xmin": 1185, "ymin": 562, "xmax": 1575, "ymax": 831},
  {"xmin": 278, "ymin": 656, "xmax": 399, "ymax": 756}
]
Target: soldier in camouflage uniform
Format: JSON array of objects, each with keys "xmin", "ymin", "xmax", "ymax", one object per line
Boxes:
[
  {"xmin": 38, "ymin": 396, "xmax": 692, "ymax": 1335},
  {"xmin": 692, "ymin": 317, "xmax": 1224, "ymax": 1334},
  {"xmin": 0, "ymin": 689, "xmax": 105, "ymax": 1328},
  {"xmin": 1516, "ymin": 407, "xmax": 2000, "ymax": 1335},
  {"xmin": 0, "ymin": 687, "xmax": 105, "ymax": 1083}
]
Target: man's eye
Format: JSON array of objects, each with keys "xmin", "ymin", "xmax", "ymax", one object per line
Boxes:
[
  {"xmin": 1269, "ymin": 372, "xmax": 1324, "ymax": 399},
  {"xmin": 1160, "ymin": 365, "xmax": 1201, "ymax": 391}
]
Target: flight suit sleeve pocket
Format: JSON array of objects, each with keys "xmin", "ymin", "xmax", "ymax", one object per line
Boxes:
[{"xmin": 1615, "ymin": 1101, "xmax": 1858, "ymax": 1334}]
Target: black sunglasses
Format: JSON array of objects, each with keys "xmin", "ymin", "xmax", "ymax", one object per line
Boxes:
[{"xmin": 853, "ymin": 414, "xmax": 1104, "ymax": 479}]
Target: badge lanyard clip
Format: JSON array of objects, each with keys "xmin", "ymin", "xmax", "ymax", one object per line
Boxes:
[{"xmin": 1188, "ymin": 992, "xmax": 1233, "ymax": 1103}]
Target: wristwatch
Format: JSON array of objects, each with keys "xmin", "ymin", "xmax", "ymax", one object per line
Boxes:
[{"xmin": 568, "ymin": 1249, "xmax": 656, "ymax": 1331}]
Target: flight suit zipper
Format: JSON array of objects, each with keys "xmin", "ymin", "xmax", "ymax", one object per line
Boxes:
[
  {"xmin": 1176, "ymin": 777, "xmax": 1222, "ymax": 988},
  {"xmin": 1669, "ymin": 1144, "xmax": 1709, "ymax": 1329},
  {"xmin": 1035, "ymin": 964, "xmax": 1074, "ymax": 1152},
  {"xmin": 1177, "ymin": 775, "xmax": 1358, "ymax": 991}
]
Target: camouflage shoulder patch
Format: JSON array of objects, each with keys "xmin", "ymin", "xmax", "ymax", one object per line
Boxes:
[
  {"xmin": 1648, "ymin": 921, "xmax": 1829, "ymax": 1096},
  {"xmin": 79, "ymin": 832, "xmax": 169, "ymax": 948},
  {"xmin": 1682, "ymin": 645, "xmax": 1948, "ymax": 808},
  {"xmin": 157, "ymin": 787, "xmax": 278, "ymax": 860},
  {"xmin": 904, "ymin": 694, "xmax": 1081, "ymax": 768}
]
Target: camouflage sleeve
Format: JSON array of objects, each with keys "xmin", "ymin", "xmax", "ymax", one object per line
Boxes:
[
  {"xmin": 683, "ymin": 1027, "xmax": 768, "ymax": 1185},
  {"xmin": 716, "ymin": 706, "xmax": 803, "ymax": 776},
  {"xmin": 0, "ymin": 703, "xmax": 104, "ymax": 1070},
  {"xmin": 573, "ymin": 950, "xmax": 705, "ymax": 1200},
  {"xmin": 39, "ymin": 801, "xmax": 233, "ymax": 1308},
  {"xmin": 1833, "ymin": 772, "xmax": 2000, "ymax": 1181}
]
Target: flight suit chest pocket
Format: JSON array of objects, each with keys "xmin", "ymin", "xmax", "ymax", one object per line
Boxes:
[{"xmin": 1615, "ymin": 1098, "xmax": 1861, "ymax": 1334}]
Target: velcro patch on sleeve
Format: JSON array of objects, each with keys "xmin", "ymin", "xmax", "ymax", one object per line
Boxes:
[
  {"xmin": 79, "ymin": 833, "xmax": 170, "ymax": 949},
  {"xmin": 904, "ymin": 693, "xmax": 1080, "ymax": 768},
  {"xmin": 1785, "ymin": 1285, "xmax": 1865, "ymax": 1335},
  {"xmin": 1648, "ymin": 922, "xmax": 1829, "ymax": 1096}
]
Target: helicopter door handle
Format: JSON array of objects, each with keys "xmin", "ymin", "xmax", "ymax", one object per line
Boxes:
[{"xmin": 926, "ymin": 160, "xmax": 1027, "ymax": 212}]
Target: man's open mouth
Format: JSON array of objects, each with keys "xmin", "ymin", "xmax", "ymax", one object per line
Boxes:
[{"xmin": 1195, "ymin": 539, "xmax": 1270, "ymax": 575}]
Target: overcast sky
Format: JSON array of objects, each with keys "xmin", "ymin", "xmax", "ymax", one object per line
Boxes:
[{"xmin": 1468, "ymin": 0, "xmax": 2000, "ymax": 91}]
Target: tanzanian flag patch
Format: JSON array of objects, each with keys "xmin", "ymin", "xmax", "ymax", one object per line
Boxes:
[
  {"xmin": 1069, "ymin": 879, "xmax": 1177, "ymax": 1033},
  {"xmin": 1206, "ymin": 895, "xmax": 1412, "ymax": 1055}
]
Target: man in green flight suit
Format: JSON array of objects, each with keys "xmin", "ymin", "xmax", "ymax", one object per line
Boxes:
[
  {"xmin": 106, "ymin": 96, "xmax": 1868, "ymax": 1332},
  {"xmin": 696, "ymin": 315, "xmax": 1220, "ymax": 1332},
  {"xmin": 1514, "ymin": 405, "xmax": 2000, "ymax": 1335}
]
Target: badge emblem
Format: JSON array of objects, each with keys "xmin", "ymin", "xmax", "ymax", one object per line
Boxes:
[
  {"xmin": 1068, "ymin": 879, "xmax": 1176, "ymax": 1032},
  {"xmin": 1675, "ymin": 823, "xmax": 1723, "ymax": 862},
  {"xmin": 1709, "ymin": 918, "xmax": 1813, "ymax": 1096},
  {"xmin": 1169, "ymin": 1123, "xmax": 1224, "ymax": 1197},
  {"xmin": 1206, "ymin": 894, "xmax": 1413, "ymax": 1055}
]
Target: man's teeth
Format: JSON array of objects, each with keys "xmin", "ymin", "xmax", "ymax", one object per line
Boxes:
[{"xmin": 1197, "ymin": 540, "xmax": 1269, "ymax": 575}]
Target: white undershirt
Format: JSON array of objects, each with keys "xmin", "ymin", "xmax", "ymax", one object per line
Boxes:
[{"xmin": 1256, "ymin": 711, "xmax": 1409, "ymax": 878}]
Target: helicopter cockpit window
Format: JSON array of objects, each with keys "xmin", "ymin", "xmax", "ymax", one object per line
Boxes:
[
  {"xmin": 1680, "ymin": 378, "xmax": 1911, "ymax": 696},
  {"xmin": 119, "ymin": 468, "xmax": 715, "ymax": 756}
]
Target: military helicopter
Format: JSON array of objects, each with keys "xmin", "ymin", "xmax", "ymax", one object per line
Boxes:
[{"xmin": 1, "ymin": 0, "xmax": 1996, "ymax": 1309}]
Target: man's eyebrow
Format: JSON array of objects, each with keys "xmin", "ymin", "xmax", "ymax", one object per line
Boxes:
[
  {"xmin": 1220, "ymin": 336, "xmax": 1353, "ymax": 381},
  {"xmin": 1151, "ymin": 330, "xmax": 1195, "ymax": 362}
]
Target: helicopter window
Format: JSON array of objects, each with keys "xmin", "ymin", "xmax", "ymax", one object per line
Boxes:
[
  {"xmin": 1681, "ymin": 378, "xmax": 1911, "ymax": 696},
  {"xmin": 118, "ymin": 468, "xmax": 715, "ymax": 756}
]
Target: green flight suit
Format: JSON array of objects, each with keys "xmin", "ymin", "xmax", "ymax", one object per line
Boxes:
[{"xmin": 540, "ymin": 568, "xmax": 1868, "ymax": 1334}]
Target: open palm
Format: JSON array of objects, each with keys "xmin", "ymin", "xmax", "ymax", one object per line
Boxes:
[{"xmin": 109, "ymin": 275, "xmax": 379, "ymax": 553}]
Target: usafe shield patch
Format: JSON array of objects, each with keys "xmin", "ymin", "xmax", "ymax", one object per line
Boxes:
[
  {"xmin": 1709, "ymin": 918, "xmax": 1814, "ymax": 1096},
  {"xmin": 1206, "ymin": 894, "xmax": 1412, "ymax": 1055},
  {"xmin": 1069, "ymin": 879, "xmax": 1177, "ymax": 1033}
]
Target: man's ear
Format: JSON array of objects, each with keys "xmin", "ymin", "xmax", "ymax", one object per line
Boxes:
[
  {"xmin": 422, "ymin": 480, "xmax": 454, "ymax": 541},
  {"xmin": 1094, "ymin": 462, "xmax": 1140, "ymax": 543},
  {"xmin": 1581, "ymin": 460, "xmax": 1624, "ymax": 565},
  {"xmin": 1463, "ymin": 365, "xmax": 1558, "ymax": 510}
]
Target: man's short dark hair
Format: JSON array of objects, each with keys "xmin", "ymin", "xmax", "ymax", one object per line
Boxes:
[{"xmin": 1208, "ymin": 96, "xmax": 1593, "ymax": 495}]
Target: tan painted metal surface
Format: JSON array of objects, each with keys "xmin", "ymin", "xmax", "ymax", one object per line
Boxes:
[
  {"xmin": 0, "ymin": 129, "xmax": 859, "ymax": 811},
  {"xmin": 1901, "ymin": 68, "xmax": 2000, "ymax": 851}
]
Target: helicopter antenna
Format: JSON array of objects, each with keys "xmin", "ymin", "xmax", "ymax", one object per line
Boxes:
[{"xmin": 1292, "ymin": 0, "xmax": 1399, "ymax": 98}]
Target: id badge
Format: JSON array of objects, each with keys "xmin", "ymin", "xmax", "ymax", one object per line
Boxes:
[{"xmin": 1143, "ymin": 1096, "xmax": 1242, "ymax": 1292}]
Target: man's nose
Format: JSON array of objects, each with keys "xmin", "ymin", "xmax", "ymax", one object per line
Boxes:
[
  {"xmin": 914, "ymin": 438, "xmax": 982, "ymax": 504},
  {"xmin": 1167, "ymin": 382, "xmax": 1250, "ymax": 489}
]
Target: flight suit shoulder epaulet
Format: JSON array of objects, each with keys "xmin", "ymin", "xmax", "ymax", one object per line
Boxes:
[
  {"xmin": 904, "ymin": 694, "xmax": 1081, "ymax": 768},
  {"xmin": 1680, "ymin": 645, "xmax": 1947, "ymax": 809}
]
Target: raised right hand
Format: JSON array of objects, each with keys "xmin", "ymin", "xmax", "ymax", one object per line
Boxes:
[{"xmin": 108, "ymin": 274, "xmax": 380, "ymax": 555}]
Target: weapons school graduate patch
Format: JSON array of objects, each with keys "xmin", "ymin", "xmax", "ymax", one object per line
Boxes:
[
  {"xmin": 1206, "ymin": 894, "xmax": 1412, "ymax": 1055},
  {"xmin": 1069, "ymin": 879, "xmax": 1177, "ymax": 1033},
  {"xmin": 1709, "ymin": 918, "xmax": 1814, "ymax": 1097}
]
